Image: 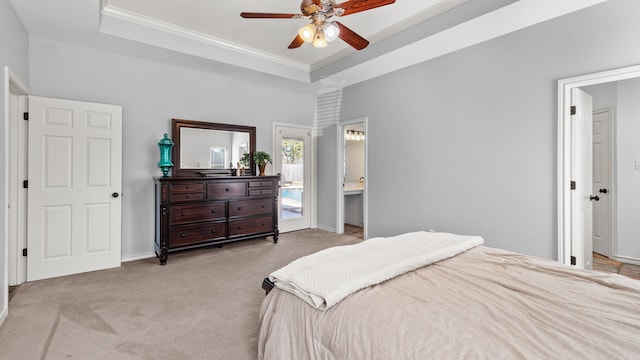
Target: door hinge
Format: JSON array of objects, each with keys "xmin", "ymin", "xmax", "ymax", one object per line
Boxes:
[
  {"xmin": 570, "ymin": 106, "xmax": 576, "ymax": 115},
  {"xmin": 570, "ymin": 181, "xmax": 576, "ymax": 190},
  {"xmin": 22, "ymin": 248, "xmax": 27, "ymax": 257},
  {"xmin": 570, "ymin": 256, "xmax": 576, "ymax": 265},
  {"xmin": 23, "ymin": 180, "xmax": 28, "ymax": 189}
]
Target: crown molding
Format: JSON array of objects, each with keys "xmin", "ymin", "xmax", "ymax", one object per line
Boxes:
[
  {"xmin": 326, "ymin": 0, "xmax": 609, "ymax": 87},
  {"xmin": 100, "ymin": 5, "xmax": 312, "ymax": 81}
]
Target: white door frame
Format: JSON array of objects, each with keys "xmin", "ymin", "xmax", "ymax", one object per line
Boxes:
[
  {"xmin": 3, "ymin": 67, "xmax": 30, "ymax": 323},
  {"xmin": 4, "ymin": 67, "xmax": 30, "ymax": 285},
  {"xmin": 272, "ymin": 122, "xmax": 316, "ymax": 230},
  {"xmin": 557, "ymin": 64, "xmax": 640, "ymax": 266},
  {"xmin": 337, "ymin": 117, "xmax": 368, "ymax": 239}
]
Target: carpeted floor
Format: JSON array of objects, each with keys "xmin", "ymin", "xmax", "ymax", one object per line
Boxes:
[{"xmin": 0, "ymin": 229, "xmax": 361, "ymax": 360}]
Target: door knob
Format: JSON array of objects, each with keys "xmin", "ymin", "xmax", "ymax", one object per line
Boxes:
[
  {"xmin": 112, "ymin": 192, "xmax": 120, "ymax": 198},
  {"xmin": 599, "ymin": 188, "xmax": 608, "ymax": 194},
  {"xmin": 590, "ymin": 195, "xmax": 600, "ymax": 201}
]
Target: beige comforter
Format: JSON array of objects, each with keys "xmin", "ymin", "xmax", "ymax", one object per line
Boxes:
[{"xmin": 259, "ymin": 246, "xmax": 640, "ymax": 359}]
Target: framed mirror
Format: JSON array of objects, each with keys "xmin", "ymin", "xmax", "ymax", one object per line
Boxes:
[{"xmin": 171, "ymin": 118, "xmax": 256, "ymax": 177}]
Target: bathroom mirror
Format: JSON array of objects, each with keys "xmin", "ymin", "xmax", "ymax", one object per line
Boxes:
[{"xmin": 171, "ymin": 118, "xmax": 256, "ymax": 177}]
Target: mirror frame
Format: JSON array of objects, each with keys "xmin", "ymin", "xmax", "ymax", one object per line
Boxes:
[{"xmin": 171, "ymin": 118, "xmax": 256, "ymax": 177}]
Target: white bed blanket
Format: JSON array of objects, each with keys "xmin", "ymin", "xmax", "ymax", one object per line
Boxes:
[{"xmin": 269, "ymin": 231, "xmax": 483, "ymax": 309}]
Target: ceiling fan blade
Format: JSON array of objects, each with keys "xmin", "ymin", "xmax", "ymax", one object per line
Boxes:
[
  {"xmin": 288, "ymin": 35, "xmax": 305, "ymax": 49},
  {"xmin": 240, "ymin": 12, "xmax": 299, "ymax": 19},
  {"xmin": 334, "ymin": 0, "xmax": 396, "ymax": 16},
  {"xmin": 335, "ymin": 21, "xmax": 369, "ymax": 50}
]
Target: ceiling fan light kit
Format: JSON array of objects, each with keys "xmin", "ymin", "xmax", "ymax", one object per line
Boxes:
[
  {"xmin": 299, "ymin": 23, "xmax": 317, "ymax": 43},
  {"xmin": 240, "ymin": 0, "xmax": 396, "ymax": 50},
  {"xmin": 312, "ymin": 26, "xmax": 329, "ymax": 48}
]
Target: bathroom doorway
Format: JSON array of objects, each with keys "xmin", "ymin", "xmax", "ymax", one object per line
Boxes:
[{"xmin": 337, "ymin": 118, "xmax": 368, "ymax": 239}]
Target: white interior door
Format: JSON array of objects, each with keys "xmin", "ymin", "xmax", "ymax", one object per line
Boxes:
[
  {"xmin": 274, "ymin": 124, "xmax": 312, "ymax": 233},
  {"xmin": 27, "ymin": 96, "xmax": 122, "ymax": 281},
  {"xmin": 592, "ymin": 108, "xmax": 613, "ymax": 257},
  {"xmin": 571, "ymin": 88, "xmax": 594, "ymax": 270}
]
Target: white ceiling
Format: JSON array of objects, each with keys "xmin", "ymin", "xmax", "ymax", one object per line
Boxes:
[
  {"xmin": 103, "ymin": 0, "xmax": 467, "ymax": 69},
  {"xmin": 11, "ymin": 0, "xmax": 609, "ymax": 92}
]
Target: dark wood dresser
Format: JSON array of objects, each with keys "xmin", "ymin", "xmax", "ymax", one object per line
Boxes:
[{"xmin": 154, "ymin": 175, "xmax": 279, "ymax": 264}]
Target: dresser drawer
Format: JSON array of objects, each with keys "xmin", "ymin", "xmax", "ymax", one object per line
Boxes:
[
  {"xmin": 207, "ymin": 182, "xmax": 247, "ymax": 198},
  {"xmin": 169, "ymin": 222, "xmax": 226, "ymax": 248},
  {"xmin": 169, "ymin": 182, "xmax": 205, "ymax": 202},
  {"xmin": 249, "ymin": 180, "xmax": 274, "ymax": 188},
  {"xmin": 249, "ymin": 188, "xmax": 274, "ymax": 196},
  {"xmin": 229, "ymin": 198, "xmax": 272, "ymax": 217},
  {"xmin": 229, "ymin": 215, "xmax": 273, "ymax": 236},
  {"xmin": 170, "ymin": 182, "xmax": 205, "ymax": 193},
  {"xmin": 170, "ymin": 192, "xmax": 205, "ymax": 202},
  {"xmin": 169, "ymin": 202, "xmax": 226, "ymax": 224}
]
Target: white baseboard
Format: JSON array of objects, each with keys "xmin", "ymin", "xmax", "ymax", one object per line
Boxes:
[
  {"xmin": 0, "ymin": 305, "xmax": 7, "ymax": 327},
  {"xmin": 122, "ymin": 252, "xmax": 156, "ymax": 263},
  {"xmin": 612, "ymin": 254, "xmax": 640, "ymax": 266},
  {"xmin": 316, "ymin": 225, "xmax": 337, "ymax": 233}
]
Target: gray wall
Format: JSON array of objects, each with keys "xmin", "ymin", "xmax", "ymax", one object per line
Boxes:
[
  {"xmin": 316, "ymin": 124, "xmax": 338, "ymax": 231},
  {"xmin": 28, "ymin": 37, "xmax": 316, "ymax": 259},
  {"xmin": 335, "ymin": 0, "xmax": 640, "ymax": 259},
  {"xmin": 0, "ymin": 0, "xmax": 29, "ymax": 319}
]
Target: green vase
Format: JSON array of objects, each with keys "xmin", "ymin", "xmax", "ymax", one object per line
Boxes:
[{"xmin": 157, "ymin": 134, "xmax": 174, "ymax": 177}]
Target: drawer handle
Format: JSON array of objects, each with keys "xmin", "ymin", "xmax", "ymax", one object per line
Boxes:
[
  {"xmin": 211, "ymin": 229, "xmax": 216, "ymax": 234},
  {"xmin": 211, "ymin": 209, "xmax": 216, "ymax": 213},
  {"xmin": 185, "ymin": 186, "xmax": 190, "ymax": 189},
  {"xmin": 237, "ymin": 225, "xmax": 242, "ymax": 230},
  {"xmin": 261, "ymin": 222, "xmax": 265, "ymax": 226},
  {"xmin": 185, "ymin": 195, "xmax": 190, "ymax": 199},
  {"xmin": 261, "ymin": 205, "xmax": 265, "ymax": 208},
  {"xmin": 259, "ymin": 182, "xmax": 263, "ymax": 186},
  {"xmin": 225, "ymin": 188, "xmax": 229, "ymax": 192},
  {"xmin": 181, "ymin": 233, "xmax": 187, "ymax": 238},
  {"xmin": 181, "ymin": 212, "xmax": 186, "ymax": 216},
  {"xmin": 237, "ymin": 207, "xmax": 242, "ymax": 211}
]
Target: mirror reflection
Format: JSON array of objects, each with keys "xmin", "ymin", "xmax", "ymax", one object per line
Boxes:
[
  {"xmin": 171, "ymin": 118, "xmax": 256, "ymax": 177},
  {"xmin": 180, "ymin": 127, "xmax": 249, "ymax": 169}
]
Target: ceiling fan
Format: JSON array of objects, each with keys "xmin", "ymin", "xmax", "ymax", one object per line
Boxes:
[{"xmin": 240, "ymin": 0, "xmax": 396, "ymax": 50}]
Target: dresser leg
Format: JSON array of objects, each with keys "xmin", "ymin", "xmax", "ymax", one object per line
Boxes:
[
  {"xmin": 273, "ymin": 230, "xmax": 279, "ymax": 244},
  {"xmin": 159, "ymin": 248, "xmax": 168, "ymax": 265}
]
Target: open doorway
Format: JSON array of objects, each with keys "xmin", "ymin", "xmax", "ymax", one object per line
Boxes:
[
  {"xmin": 273, "ymin": 123, "xmax": 314, "ymax": 233},
  {"xmin": 558, "ymin": 64, "xmax": 640, "ymax": 271},
  {"xmin": 336, "ymin": 118, "xmax": 368, "ymax": 239}
]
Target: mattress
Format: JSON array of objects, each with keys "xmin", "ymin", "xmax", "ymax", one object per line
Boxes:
[{"xmin": 258, "ymin": 246, "xmax": 640, "ymax": 359}]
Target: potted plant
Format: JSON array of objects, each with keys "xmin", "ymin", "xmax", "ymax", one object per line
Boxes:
[
  {"xmin": 253, "ymin": 151, "xmax": 272, "ymax": 176},
  {"xmin": 239, "ymin": 152, "xmax": 251, "ymax": 175}
]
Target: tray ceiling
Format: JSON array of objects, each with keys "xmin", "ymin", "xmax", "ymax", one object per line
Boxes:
[{"xmin": 11, "ymin": 0, "xmax": 609, "ymax": 91}]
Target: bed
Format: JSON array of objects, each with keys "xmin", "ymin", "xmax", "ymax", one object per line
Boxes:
[{"xmin": 258, "ymin": 232, "xmax": 640, "ymax": 359}]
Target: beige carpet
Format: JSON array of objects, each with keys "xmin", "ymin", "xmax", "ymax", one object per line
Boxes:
[{"xmin": 0, "ymin": 229, "xmax": 361, "ymax": 360}]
